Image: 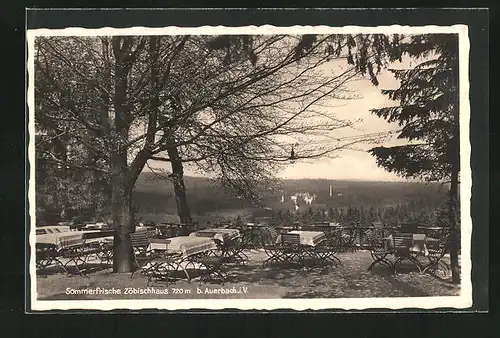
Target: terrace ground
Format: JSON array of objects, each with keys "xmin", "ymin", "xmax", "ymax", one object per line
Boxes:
[{"xmin": 36, "ymin": 250, "xmax": 460, "ymax": 300}]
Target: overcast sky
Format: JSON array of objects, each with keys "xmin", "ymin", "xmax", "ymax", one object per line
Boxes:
[
  {"xmin": 278, "ymin": 67, "xmax": 408, "ymax": 181},
  {"xmin": 145, "ymin": 60, "xmax": 416, "ymax": 182}
]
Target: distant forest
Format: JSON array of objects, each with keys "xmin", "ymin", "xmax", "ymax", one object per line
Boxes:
[
  {"xmin": 133, "ymin": 173, "xmax": 454, "ymax": 227},
  {"xmin": 37, "ymin": 172, "xmax": 454, "ymax": 227}
]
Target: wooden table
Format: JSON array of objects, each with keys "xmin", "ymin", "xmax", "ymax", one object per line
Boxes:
[
  {"xmin": 189, "ymin": 228, "xmax": 240, "ymax": 242},
  {"xmin": 143, "ymin": 236, "xmax": 222, "ymax": 284},
  {"xmin": 37, "ymin": 230, "xmax": 114, "ymax": 250},
  {"xmin": 368, "ymin": 233, "xmax": 450, "ymax": 276},
  {"xmin": 148, "ymin": 236, "xmax": 217, "ymax": 258},
  {"xmin": 385, "ymin": 233, "xmax": 428, "ymax": 256},
  {"xmin": 285, "ymin": 230, "xmax": 327, "ymax": 247}
]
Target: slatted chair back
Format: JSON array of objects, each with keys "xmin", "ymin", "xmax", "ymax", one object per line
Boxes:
[
  {"xmin": 213, "ymin": 238, "xmax": 225, "ymax": 252},
  {"xmin": 372, "ymin": 221, "xmax": 389, "ymax": 237},
  {"xmin": 426, "ymin": 233, "xmax": 450, "ymax": 257},
  {"xmin": 327, "ymin": 228, "xmax": 349, "ymax": 252},
  {"xmin": 261, "ymin": 227, "xmax": 279, "ymax": 246},
  {"xmin": 366, "ymin": 227, "xmax": 388, "ymax": 243},
  {"xmin": 146, "ymin": 229, "xmax": 156, "ymax": 238},
  {"xmin": 82, "ymin": 230, "xmax": 114, "ymax": 241},
  {"xmin": 281, "ymin": 233, "xmax": 301, "ymax": 246},
  {"xmin": 224, "ymin": 236, "xmax": 240, "ymax": 248},
  {"xmin": 57, "ymin": 236, "xmax": 82, "ymax": 251},
  {"xmin": 130, "ymin": 231, "xmax": 150, "ymax": 249},
  {"xmin": 84, "ymin": 230, "xmax": 114, "ymax": 249},
  {"xmin": 323, "ymin": 228, "xmax": 339, "ymax": 242},
  {"xmin": 365, "ymin": 229, "xmax": 377, "ymax": 243},
  {"xmin": 220, "ymin": 236, "xmax": 247, "ymax": 264},
  {"xmin": 280, "ymin": 233, "xmax": 304, "ymax": 266},
  {"xmin": 392, "ymin": 233, "xmax": 413, "ymax": 250},
  {"xmin": 238, "ymin": 228, "xmax": 253, "ymax": 248}
]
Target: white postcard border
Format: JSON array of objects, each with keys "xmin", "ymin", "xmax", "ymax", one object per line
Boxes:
[{"xmin": 27, "ymin": 24, "xmax": 472, "ymax": 311}]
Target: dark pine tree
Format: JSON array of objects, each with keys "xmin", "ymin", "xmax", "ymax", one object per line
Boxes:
[{"xmin": 369, "ymin": 34, "xmax": 460, "ymax": 284}]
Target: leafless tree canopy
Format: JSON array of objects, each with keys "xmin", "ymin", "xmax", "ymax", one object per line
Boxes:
[
  {"xmin": 35, "ymin": 35, "xmax": 372, "ymax": 199},
  {"xmin": 34, "ymin": 33, "xmax": 396, "ymax": 271}
]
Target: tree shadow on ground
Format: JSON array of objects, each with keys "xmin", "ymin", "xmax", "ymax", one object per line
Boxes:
[
  {"xmin": 223, "ymin": 260, "xmax": 339, "ymax": 286},
  {"xmin": 36, "ymin": 250, "xmax": 461, "ymax": 299},
  {"xmin": 369, "ymin": 263, "xmax": 441, "ymax": 297},
  {"xmin": 37, "ymin": 263, "xmax": 112, "ymax": 278}
]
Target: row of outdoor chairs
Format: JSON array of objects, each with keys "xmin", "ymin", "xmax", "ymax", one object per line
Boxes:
[
  {"xmin": 36, "ymin": 230, "xmax": 114, "ymax": 277},
  {"xmin": 36, "ymin": 243, "xmax": 67, "ymax": 274},
  {"xmin": 130, "ymin": 232, "xmax": 249, "ymax": 285},
  {"xmin": 367, "ymin": 230, "xmax": 451, "ymax": 277},
  {"xmin": 260, "ymin": 227, "xmax": 343, "ymax": 269}
]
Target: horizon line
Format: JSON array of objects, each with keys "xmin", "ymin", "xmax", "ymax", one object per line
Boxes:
[{"xmin": 140, "ymin": 171, "xmax": 433, "ymax": 184}]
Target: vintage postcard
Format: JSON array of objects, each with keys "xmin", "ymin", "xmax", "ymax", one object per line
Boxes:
[{"xmin": 27, "ymin": 23, "xmax": 472, "ymax": 311}]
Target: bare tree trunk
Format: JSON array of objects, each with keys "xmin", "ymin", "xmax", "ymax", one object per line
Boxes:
[
  {"xmin": 448, "ymin": 157, "xmax": 460, "ymax": 284},
  {"xmin": 166, "ymin": 144, "xmax": 192, "ymax": 225},
  {"xmin": 448, "ymin": 42, "xmax": 461, "ymax": 285},
  {"xmin": 111, "ymin": 152, "xmax": 135, "ymax": 273},
  {"xmin": 110, "ymin": 36, "xmax": 159, "ymax": 272},
  {"xmin": 111, "ymin": 37, "xmax": 135, "ymax": 273}
]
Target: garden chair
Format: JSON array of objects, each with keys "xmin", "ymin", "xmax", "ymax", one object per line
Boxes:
[
  {"xmin": 219, "ymin": 236, "xmax": 248, "ymax": 265},
  {"xmin": 422, "ymin": 233, "xmax": 451, "ymax": 278},
  {"xmin": 312, "ymin": 230, "xmax": 343, "ymax": 267},
  {"xmin": 136, "ymin": 238, "xmax": 193, "ymax": 284},
  {"xmin": 371, "ymin": 221, "xmax": 390, "ymax": 241},
  {"xmin": 129, "ymin": 231, "xmax": 153, "ymax": 278},
  {"xmin": 35, "ymin": 243, "xmax": 67, "ymax": 274},
  {"xmin": 59, "ymin": 230, "xmax": 114, "ymax": 276},
  {"xmin": 260, "ymin": 227, "xmax": 284, "ymax": 267},
  {"xmin": 339, "ymin": 226, "xmax": 358, "ymax": 253},
  {"xmin": 141, "ymin": 252, "xmax": 192, "ymax": 285},
  {"xmin": 189, "ymin": 249, "xmax": 228, "ymax": 284},
  {"xmin": 240, "ymin": 227, "xmax": 261, "ymax": 249},
  {"xmin": 146, "ymin": 229, "xmax": 157, "ymax": 238},
  {"xmin": 85, "ymin": 230, "xmax": 114, "ymax": 265},
  {"xmin": 392, "ymin": 233, "xmax": 423, "ymax": 274},
  {"xmin": 367, "ymin": 229, "xmax": 394, "ymax": 272},
  {"xmin": 131, "ymin": 231, "xmax": 151, "ymax": 256},
  {"xmin": 280, "ymin": 233, "xmax": 305, "ymax": 268}
]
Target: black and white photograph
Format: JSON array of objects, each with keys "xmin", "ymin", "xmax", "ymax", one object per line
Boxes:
[{"xmin": 27, "ymin": 24, "xmax": 472, "ymax": 310}]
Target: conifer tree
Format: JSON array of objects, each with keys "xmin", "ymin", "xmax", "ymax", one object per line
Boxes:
[{"xmin": 369, "ymin": 34, "xmax": 460, "ymax": 283}]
